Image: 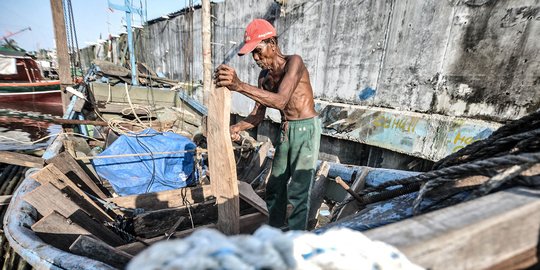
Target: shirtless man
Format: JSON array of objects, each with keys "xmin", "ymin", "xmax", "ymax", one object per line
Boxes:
[{"xmin": 215, "ymin": 19, "xmax": 321, "ymax": 230}]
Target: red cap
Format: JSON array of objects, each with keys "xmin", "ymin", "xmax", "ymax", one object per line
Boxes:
[{"xmin": 238, "ymin": 19, "xmax": 277, "ymax": 56}]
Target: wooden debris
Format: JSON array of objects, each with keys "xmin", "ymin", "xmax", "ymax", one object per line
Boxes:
[
  {"xmin": 30, "ymin": 164, "xmax": 113, "ymax": 222},
  {"xmin": 23, "ymin": 182, "xmax": 124, "ymax": 246},
  {"xmin": 107, "ymin": 184, "xmax": 213, "ymax": 211},
  {"xmin": 308, "ymin": 161, "xmax": 330, "ymax": 229},
  {"xmin": 133, "ymin": 200, "xmax": 218, "ymax": 238},
  {"xmin": 207, "ymin": 85, "xmax": 239, "ymax": 235},
  {"xmin": 31, "ymin": 211, "xmax": 88, "ymax": 251},
  {"xmin": 119, "ymin": 212, "xmax": 267, "ymax": 256},
  {"xmin": 46, "ymin": 151, "xmax": 109, "ymax": 199},
  {"xmin": 365, "ymin": 187, "xmax": 540, "ymax": 270},
  {"xmin": 0, "ymin": 195, "xmax": 11, "ymax": 206},
  {"xmin": 0, "ymin": 151, "xmax": 43, "ymax": 168},
  {"xmin": 238, "ymin": 181, "xmax": 268, "ymax": 216},
  {"xmin": 69, "ymin": 235, "xmax": 133, "ymax": 269}
]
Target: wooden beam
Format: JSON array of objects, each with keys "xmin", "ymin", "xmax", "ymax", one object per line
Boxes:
[
  {"xmin": 49, "ymin": 0, "xmax": 71, "ymax": 110},
  {"xmin": 207, "ymin": 85, "xmax": 239, "ymax": 235},
  {"xmin": 365, "ymin": 187, "xmax": 540, "ymax": 270},
  {"xmin": 69, "ymin": 235, "xmax": 133, "ymax": 269},
  {"xmin": 308, "ymin": 161, "xmax": 330, "ymax": 229},
  {"xmin": 23, "ymin": 182, "xmax": 124, "ymax": 246},
  {"xmin": 133, "ymin": 200, "xmax": 218, "ymax": 238},
  {"xmin": 46, "ymin": 151, "xmax": 109, "ymax": 199},
  {"xmin": 32, "ymin": 211, "xmax": 91, "ymax": 251},
  {"xmin": 118, "ymin": 212, "xmax": 267, "ymax": 256},
  {"xmin": 30, "ymin": 164, "xmax": 113, "ymax": 222},
  {"xmin": 106, "ymin": 184, "xmax": 213, "ymax": 211},
  {"xmin": 238, "ymin": 181, "xmax": 268, "ymax": 216},
  {"xmin": 0, "ymin": 151, "xmax": 43, "ymax": 168},
  {"xmin": 0, "ymin": 195, "xmax": 12, "ymax": 206}
]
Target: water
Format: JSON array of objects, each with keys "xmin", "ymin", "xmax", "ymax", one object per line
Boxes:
[{"xmin": 0, "ymin": 102, "xmax": 63, "ymax": 151}]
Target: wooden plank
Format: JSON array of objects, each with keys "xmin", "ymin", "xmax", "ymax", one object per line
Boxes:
[
  {"xmin": 365, "ymin": 187, "xmax": 540, "ymax": 270},
  {"xmin": 119, "ymin": 212, "xmax": 267, "ymax": 256},
  {"xmin": 0, "ymin": 195, "xmax": 11, "ymax": 206},
  {"xmin": 23, "ymin": 183, "xmax": 125, "ymax": 246},
  {"xmin": 31, "ymin": 211, "xmax": 89, "ymax": 251},
  {"xmin": 0, "ymin": 151, "xmax": 43, "ymax": 168},
  {"xmin": 69, "ymin": 235, "xmax": 133, "ymax": 269},
  {"xmin": 46, "ymin": 151, "xmax": 108, "ymax": 199},
  {"xmin": 107, "ymin": 184, "xmax": 213, "ymax": 211},
  {"xmin": 238, "ymin": 181, "xmax": 268, "ymax": 216},
  {"xmin": 207, "ymin": 85, "xmax": 239, "ymax": 235},
  {"xmin": 308, "ymin": 161, "xmax": 330, "ymax": 229},
  {"xmin": 30, "ymin": 164, "xmax": 113, "ymax": 222},
  {"xmin": 133, "ymin": 200, "xmax": 218, "ymax": 238}
]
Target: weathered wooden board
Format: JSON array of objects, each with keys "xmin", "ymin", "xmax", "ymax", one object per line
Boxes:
[
  {"xmin": 31, "ymin": 211, "xmax": 90, "ymax": 251},
  {"xmin": 69, "ymin": 235, "xmax": 133, "ymax": 269},
  {"xmin": 119, "ymin": 212, "xmax": 267, "ymax": 256},
  {"xmin": 107, "ymin": 184, "xmax": 213, "ymax": 211},
  {"xmin": 365, "ymin": 187, "xmax": 540, "ymax": 270},
  {"xmin": 46, "ymin": 151, "xmax": 108, "ymax": 199},
  {"xmin": 0, "ymin": 151, "xmax": 43, "ymax": 168},
  {"xmin": 238, "ymin": 181, "xmax": 268, "ymax": 216},
  {"xmin": 133, "ymin": 200, "xmax": 218, "ymax": 238},
  {"xmin": 207, "ymin": 85, "xmax": 239, "ymax": 235},
  {"xmin": 308, "ymin": 161, "xmax": 330, "ymax": 229},
  {"xmin": 30, "ymin": 164, "xmax": 113, "ymax": 222},
  {"xmin": 23, "ymin": 183, "xmax": 124, "ymax": 246}
]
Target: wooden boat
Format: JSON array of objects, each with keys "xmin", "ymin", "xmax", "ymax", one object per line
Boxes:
[
  {"xmin": 2, "ymin": 62, "xmax": 539, "ymax": 269},
  {"xmin": 0, "ymin": 48, "xmax": 61, "ymax": 104}
]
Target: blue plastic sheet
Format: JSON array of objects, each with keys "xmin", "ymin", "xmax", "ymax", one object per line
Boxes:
[{"xmin": 93, "ymin": 129, "xmax": 197, "ymax": 196}]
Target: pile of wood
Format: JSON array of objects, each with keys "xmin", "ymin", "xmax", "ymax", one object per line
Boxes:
[{"xmin": 17, "ymin": 150, "xmax": 269, "ymax": 268}]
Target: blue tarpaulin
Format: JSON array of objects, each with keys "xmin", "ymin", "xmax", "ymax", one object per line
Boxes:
[{"xmin": 93, "ymin": 129, "xmax": 197, "ymax": 196}]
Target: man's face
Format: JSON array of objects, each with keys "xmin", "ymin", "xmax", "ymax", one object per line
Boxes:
[{"xmin": 251, "ymin": 42, "xmax": 272, "ymax": 70}]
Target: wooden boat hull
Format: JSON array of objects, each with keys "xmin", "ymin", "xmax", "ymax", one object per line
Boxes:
[{"xmin": 0, "ymin": 81, "xmax": 61, "ymax": 104}]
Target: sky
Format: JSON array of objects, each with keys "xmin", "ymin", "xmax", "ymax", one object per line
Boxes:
[{"xmin": 0, "ymin": 0, "xmax": 200, "ymax": 51}]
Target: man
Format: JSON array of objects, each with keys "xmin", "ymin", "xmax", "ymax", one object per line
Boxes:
[{"xmin": 215, "ymin": 19, "xmax": 321, "ymax": 230}]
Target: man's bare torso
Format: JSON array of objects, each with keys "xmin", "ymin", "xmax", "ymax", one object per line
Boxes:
[{"xmin": 260, "ymin": 55, "xmax": 317, "ymax": 121}]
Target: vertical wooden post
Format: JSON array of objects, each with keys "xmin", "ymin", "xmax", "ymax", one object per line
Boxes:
[
  {"xmin": 207, "ymin": 84, "xmax": 239, "ymax": 235},
  {"xmin": 201, "ymin": 0, "xmax": 212, "ymax": 106},
  {"xmin": 50, "ymin": 0, "xmax": 71, "ymax": 111}
]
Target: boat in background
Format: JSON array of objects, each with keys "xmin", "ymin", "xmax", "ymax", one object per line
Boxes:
[{"xmin": 0, "ymin": 47, "xmax": 61, "ymax": 104}]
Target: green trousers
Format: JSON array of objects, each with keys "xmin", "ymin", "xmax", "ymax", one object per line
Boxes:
[{"xmin": 266, "ymin": 117, "xmax": 321, "ymax": 230}]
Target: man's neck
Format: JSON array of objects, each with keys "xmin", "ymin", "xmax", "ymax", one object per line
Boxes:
[{"xmin": 268, "ymin": 54, "xmax": 287, "ymax": 74}]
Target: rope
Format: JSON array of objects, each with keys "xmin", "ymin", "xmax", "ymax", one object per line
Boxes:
[{"xmin": 331, "ymin": 110, "xmax": 540, "ymax": 219}]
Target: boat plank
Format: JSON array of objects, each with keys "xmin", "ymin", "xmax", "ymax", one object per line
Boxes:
[
  {"xmin": 69, "ymin": 235, "xmax": 133, "ymax": 269},
  {"xmin": 365, "ymin": 187, "xmax": 540, "ymax": 270},
  {"xmin": 30, "ymin": 164, "xmax": 113, "ymax": 222},
  {"xmin": 207, "ymin": 85, "xmax": 239, "ymax": 235},
  {"xmin": 238, "ymin": 181, "xmax": 268, "ymax": 216},
  {"xmin": 120, "ymin": 212, "xmax": 267, "ymax": 256},
  {"xmin": 31, "ymin": 211, "xmax": 90, "ymax": 251},
  {"xmin": 23, "ymin": 182, "xmax": 125, "ymax": 246},
  {"xmin": 46, "ymin": 151, "xmax": 108, "ymax": 199},
  {"xmin": 107, "ymin": 184, "xmax": 213, "ymax": 211},
  {"xmin": 0, "ymin": 151, "xmax": 43, "ymax": 168}
]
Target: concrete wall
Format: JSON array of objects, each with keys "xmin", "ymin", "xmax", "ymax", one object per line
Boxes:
[{"xmin": 80, "ymin": 0, "xmax": 539, "ymax": 162}]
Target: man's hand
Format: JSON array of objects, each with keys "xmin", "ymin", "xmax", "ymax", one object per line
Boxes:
[
  {"xmin": 229, "ymin": 125, "xmax": 241, "ymax": 142},
  {"xmin": 215, "ymin": 64, "xmax": 242, "ymax": 91}
]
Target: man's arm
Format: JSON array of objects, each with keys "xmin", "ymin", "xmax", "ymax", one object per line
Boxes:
[
  {"xmin": 230, "ymin": 102, "xmax": 266, "ymax": 140},
  {"xmin": 216, "ymin": 55, "xmax": 305, "ymax": 110}
]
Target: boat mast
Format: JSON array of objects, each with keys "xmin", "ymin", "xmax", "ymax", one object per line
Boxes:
[
  {"xmin": 49, "ymin": 0, "xmax": 71, "ymax": 111},
  {"xmin": 108, "ymin": 0, "xmax": 142, "ymax": 86},
  {"xmin": 202, "ymin": 0, "xmax": 211, "ymax": 106}
]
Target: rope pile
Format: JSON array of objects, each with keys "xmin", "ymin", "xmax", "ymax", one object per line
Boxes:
[{"xmin": 332, "ymin": 110, "xmax": 540, "ymax": 219}]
